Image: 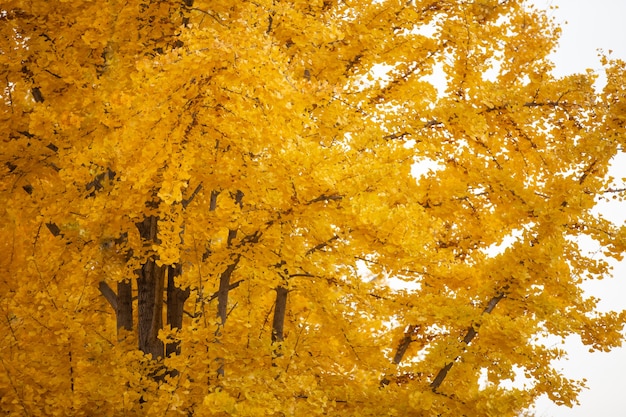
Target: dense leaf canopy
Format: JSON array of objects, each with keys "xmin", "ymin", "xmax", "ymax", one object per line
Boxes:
[{"xmin": 1, "ymin": 1, "xmax": 625, "ymax": 415}]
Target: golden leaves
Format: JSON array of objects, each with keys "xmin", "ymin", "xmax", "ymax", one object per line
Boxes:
[{"xmin": 2, "ymin": 0, "xmax": 626, "ymax": 416}]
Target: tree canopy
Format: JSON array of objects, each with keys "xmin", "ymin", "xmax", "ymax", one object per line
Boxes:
[{"xmin": 1, "ymin": 0, "xmax": 625, "ymax": 415}]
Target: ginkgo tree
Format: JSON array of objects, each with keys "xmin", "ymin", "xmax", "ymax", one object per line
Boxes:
[{"xmin": 1, "ymin": 0, "xmax": 625, "ymax": 416}]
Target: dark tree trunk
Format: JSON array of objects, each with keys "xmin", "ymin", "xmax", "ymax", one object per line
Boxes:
[
  {"xmin": 271, "ymin": 286, "xmax": 288, "ymax": 363},
  {"xmin": 166, "ymin": 264, "xmax": 189, "ymax": 357},
  {"xmin": 98, "ymin": 280, "xmax": 132, "ymax": 336},
  {"xmin": 137, "ymin": 258, "xmax": 165, "ymax": 359},
  {"xmin": 216, "ymin": 190, "xmax": 242, "ymax": 328},
  {"xmin": 136, "ymin": 216, "xmax": 165, "ymax": 360},
  {"xmin": 117, "ymin": 280, "xmax": 133, "ymax": 331},
  {"xmin": 271, "ymin": 286, "xmax": 288, "ymax": 344},
  {"xmin": 216, "ymin": 257, "xmax": 240, "ymax": 328},
  {"xmin": 213, "ymin": 190, "xmax": 245, "ymax": 377}
]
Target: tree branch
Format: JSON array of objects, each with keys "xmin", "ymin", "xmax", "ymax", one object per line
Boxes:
[
  {"xmin": 182, "ymin": 183, "xmax": 203, "ymax": 208},
  {"xmin": 208, "ymin": 279, "xmax": 244, "ymax": 302},
  {"xmin": 306, "ymin": 235, "xmax": 339, "ymax": 255},
  {"xmin": 98, "ymin": 281, "xmax": 118, "ymax": 311},
  {"xmin": 217, "ymin": 257, "xmax": 241, "ymax": 325},
  {"xmin": 306, "ymin": 194, "xmax": 343, "ymax": 205},
  {"xmin": 430, "ymin": 291, "xmax": 506, "ymax": 392},
  {"xmin": 392, "ymin": 324, "xmax": 421, "ymax": 365}
]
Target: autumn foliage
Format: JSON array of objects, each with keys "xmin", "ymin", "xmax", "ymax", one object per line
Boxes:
[{"xmin": 2, "ymin": 0, "xmax": 626, "ymax": 415}]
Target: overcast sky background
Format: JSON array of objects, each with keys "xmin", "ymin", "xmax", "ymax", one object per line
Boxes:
[{"xmin": 527, "ymin": 1, "xmax": 626, "ymax": 416}]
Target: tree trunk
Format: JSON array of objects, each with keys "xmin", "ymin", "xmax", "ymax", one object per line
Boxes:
[
  {"xmin": 166, "ymin": 264, "xmax": 189, "ymax": 357},
  {"xmin": 137, "ymin": 258, "xmax": 165, "ymax": 359},
  {"xmin": 136, "ymin": 216, "xmax": 165, "ymax": 360},
  {"xmin": 117, "ymin": 280, "xmax": 133, "ymax": 331},
  {"xmin": 98, "ymin": 280, "xmax": 132, "ymax": 336},
  {"xmin": 216, "ymin": 257, "xmax": 240, "ymax": 328},
  {"xmin": 271, "ymin": 286, "xmax": 288, "ymax": 363},
  {"xmin": 271, "ymin": 286, "xmax": 288, "ymax": 344}
]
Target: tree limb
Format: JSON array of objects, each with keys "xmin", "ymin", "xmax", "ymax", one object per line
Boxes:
[
  {"xmin": 98, "ymin": 281, "xmax": 118, "ymax": 311},
  {"xmin": 430, "ymin": 291, "xmax": 506, "ymax": 392},
  {"xmin": 182, "ymin": 183, "xmax": 203, "ymax": 208},
  {"xmin": 392, "ymin": 324, "xmax": 421, "ymax": 365},
  {"xmin": 208, "ymin": 279, "xmax": 244, "ymax": 302}
]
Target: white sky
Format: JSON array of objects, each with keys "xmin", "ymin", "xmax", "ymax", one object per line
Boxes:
[{"xmin": 527, "ymin": 1, "xmax": 626, "ymax": 416}]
